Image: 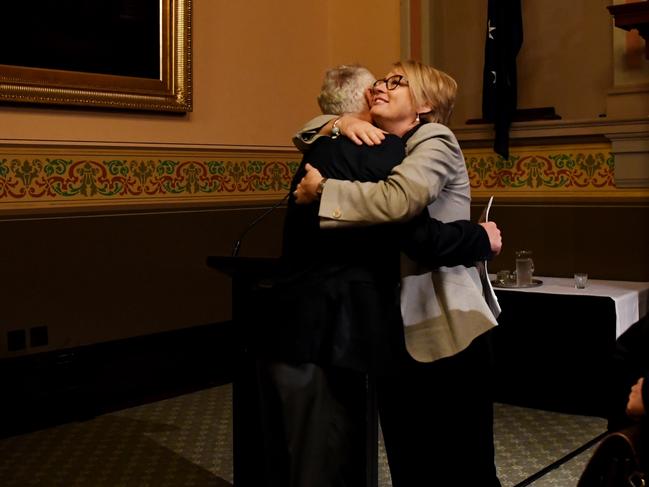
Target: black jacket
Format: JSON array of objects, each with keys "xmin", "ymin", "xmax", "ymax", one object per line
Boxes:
[{"xmin": 257, "ymin": 134, "xmax": 491, "ymax": 371}]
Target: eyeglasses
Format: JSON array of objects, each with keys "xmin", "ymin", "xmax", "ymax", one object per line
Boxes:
[{"xmin": 372, "ymin": 74, "xmax": 409, "ymax": 91}]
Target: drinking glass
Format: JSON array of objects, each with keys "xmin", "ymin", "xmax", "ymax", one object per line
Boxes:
[
  {"xmin": 515, "ymin": 250, "xmax": 534, "ymax": 286},
  {"xmin": 574, "ymin": 272, "xmax": 588, "ymax": 289}
]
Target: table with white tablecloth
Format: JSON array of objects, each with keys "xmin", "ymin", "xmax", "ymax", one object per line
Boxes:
[{"xmin": 489, "ymin": 276, "xmax": 649, "ymax": 417}]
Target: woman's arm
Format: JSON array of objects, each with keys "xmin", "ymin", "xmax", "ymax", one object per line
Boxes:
[
  {"xmin": 292, "ymin": 114, "xmax": 386, "ymax": 152},
  {"xmin": 297, "ymin": 123, "xmax": 465, "ymax": 226}
]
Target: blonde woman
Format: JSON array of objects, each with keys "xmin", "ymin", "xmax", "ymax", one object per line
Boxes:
[{"xmin": 294, "ymin": 60, "xmax": 501, "ymax": 487}]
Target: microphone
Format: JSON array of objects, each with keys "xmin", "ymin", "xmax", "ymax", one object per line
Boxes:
[{"xmin": 231, "ymin": 192, "xmax": 291, "ymax": 257}]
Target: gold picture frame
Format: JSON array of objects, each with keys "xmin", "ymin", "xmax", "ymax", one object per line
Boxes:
[{"xmin": 0, "ymin": 0, "xmax": 192, "ymax": 112}]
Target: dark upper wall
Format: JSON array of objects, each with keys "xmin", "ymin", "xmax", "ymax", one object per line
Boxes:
[
  {"xmin": 472, "ymin": 203, "xmax": 649, "ymax": 282},
  {"xmin": 0, "ymin": 206, "xmax": 286, "ymax": 357},
  {"xmin": 3, "ymin": 198, "xmax": 648, "ymax": 358}
]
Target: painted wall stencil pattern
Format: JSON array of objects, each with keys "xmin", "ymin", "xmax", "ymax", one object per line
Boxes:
[
  {"xmin": 0, "ymin": 152, "xmax": 301, "ymax": 211},
  {"xmin": 464, "ymin": 145, "xmax": 616, "ymax": 193},
  {"xmin": 0, "ymin": 142, "xmax": 639, "ymax": 212}
]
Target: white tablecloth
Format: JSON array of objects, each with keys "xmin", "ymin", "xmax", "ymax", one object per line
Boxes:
[{"xmin": 490, "ymin": 275, "xmax": 649, "ymax": 338}]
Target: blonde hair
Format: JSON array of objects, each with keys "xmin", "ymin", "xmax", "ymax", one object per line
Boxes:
[
  {"xmin": 394, "ymin": 60, "xmax": 457, "ymax": 126},
  {"xmin": 317, "ymin": 64, "xmax": 375, "ymax": 115}
]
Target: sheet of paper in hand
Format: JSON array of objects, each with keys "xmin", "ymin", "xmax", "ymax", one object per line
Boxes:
[{"xmin": 477, "ymin": 196, "xmax": 501, "ymax": 318}]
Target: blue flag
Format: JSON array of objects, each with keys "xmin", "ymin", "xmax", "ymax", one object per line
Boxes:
[{"xmin": 482, "ymin": 0, "xmax": 523, "ymax": 159}]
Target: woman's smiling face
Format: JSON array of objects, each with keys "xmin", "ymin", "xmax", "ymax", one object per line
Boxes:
[{"xmin": 369, "ymin": 69, "xmax": 418, "ymax": 136}]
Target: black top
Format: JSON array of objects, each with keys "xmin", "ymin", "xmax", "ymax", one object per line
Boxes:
[
  {"xmin": 608, "ymin": 313, "xmax": 649, "ymax": 469},
  {"xmin": 609, "ymin": 314, "xmax": 649, "ymax": 429}
]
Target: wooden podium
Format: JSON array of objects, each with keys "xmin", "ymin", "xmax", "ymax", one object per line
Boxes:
[
  {"xmin": 207, "ymin": 255, "xmax": 379, "ymax": 487},
  {"xmin": 207, "ymin": 256, "xmax": 282, "ymax": 487}
]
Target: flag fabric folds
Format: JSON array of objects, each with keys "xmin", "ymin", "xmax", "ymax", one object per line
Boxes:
[{"xmin": 481, "ymin": 0, "xmax": 523, "ymax": 160}]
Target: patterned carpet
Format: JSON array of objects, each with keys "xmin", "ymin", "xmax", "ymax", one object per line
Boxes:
[
  {"xmin": 0, "ymin": 384, "xmax": 607, "ymax": 486},
  {"xmin": 493, "ymin": 404, "xmax": 606, "ymax": 487}
]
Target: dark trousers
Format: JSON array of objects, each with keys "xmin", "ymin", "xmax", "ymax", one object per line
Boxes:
[
  {"xmin": 257, "ymin": 331, "xmax": 500, "ymax": 487},
  {"xmin": 377, "ymin": 331, "xmax": 501, "ymax": 487},
  {"xmin": 257, "ymin": 361, "xmax": 368, "ymax": 487}
]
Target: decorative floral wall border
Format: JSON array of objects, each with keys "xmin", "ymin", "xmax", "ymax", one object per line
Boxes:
[
  {"xmin": 0, "ymin": 148, "xmax": 302, "ymax": 213},
  {"xmin": 464, "ymin": 143, "xmax": 616, "ymax": 196},
  {"xmin": 0, "ymin": 142, "xmax": 645, "ymax": 213}
]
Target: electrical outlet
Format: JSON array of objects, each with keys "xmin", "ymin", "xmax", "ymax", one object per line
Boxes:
[
  {"xmin": 30, "ymin": 326, "xmax": 48, "ymax": 347},
  {"xmin": 7, "ymin": 329, "xmax": 27, "ymax": 351}
]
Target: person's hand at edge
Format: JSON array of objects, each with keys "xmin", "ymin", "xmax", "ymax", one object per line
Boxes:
[{"xmin": 626, "ymin": 377, "xmax": 646, "ymax": 420}]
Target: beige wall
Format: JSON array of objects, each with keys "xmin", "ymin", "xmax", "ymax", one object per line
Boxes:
[
  {"xmin": 518, "ymin": 0, "xmax": 613, "ymax": 121},
  {"xmin": 327, "ymin": 1, "xmax": 402, "ymax": 78},
  {"xmin": 428, "ymin": 0, "xmax": 614, "ymax": 126},
  {"xmin": 0, "ymin": 0, "xmax": 402, "ymax": 357},
  {"xmin": 0, "ymin": 0, "xmax": 400, "ymax": 149}
]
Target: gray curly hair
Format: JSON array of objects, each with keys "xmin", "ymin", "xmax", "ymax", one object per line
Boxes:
[{"xmin": 317, "ymin": 64, "xmax": 376, "ymax": 115}]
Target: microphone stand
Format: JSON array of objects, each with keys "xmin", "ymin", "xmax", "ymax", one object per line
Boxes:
[{"xmin": 231, "ymin": 192, "xmax": 290, "ymax": 257}]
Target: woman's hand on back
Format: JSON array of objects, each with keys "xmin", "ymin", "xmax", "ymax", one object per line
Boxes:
[
  {"xmin": 338, "ymin": 114, "xmax": 386, "ymax": 146},
  {"xmin": 294, "ymin": 163, "xmax": 323, "ymax": 204}
]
